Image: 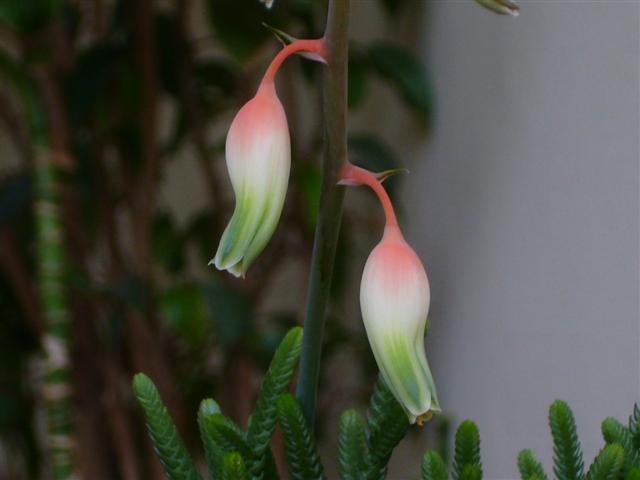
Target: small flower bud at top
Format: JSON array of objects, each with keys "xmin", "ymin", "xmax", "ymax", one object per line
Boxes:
[{"xmin": 475, "ymin": 0, "xmax": 520, "ymax": 16}]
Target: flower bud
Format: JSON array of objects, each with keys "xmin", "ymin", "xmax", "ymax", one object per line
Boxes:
[
  {"xmin": 212, "ymin": 81, "xmax": 290, "ymax": 277},
  {"xmin": 360, "ymin": 225, "xmax": 440, "ymax": 424},
  {"xmin": 340, "ymin": 163, "xmax": 440, "ymax": 424},
  {"xmin": 213, "ymin": 38, "xmax": 326, "ymax": 277},
  {"xmin": 475, "ymin": 0, "xmax": 520, "ymax": 16}
]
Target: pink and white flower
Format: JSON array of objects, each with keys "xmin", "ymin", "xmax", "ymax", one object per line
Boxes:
[
  {"xmin": 340, "ymin": 164, "xmax": 440, "ymax": 424},
  {"xmin": 212, "ymin": 39, "xmax": 326, "ymax": 277}
]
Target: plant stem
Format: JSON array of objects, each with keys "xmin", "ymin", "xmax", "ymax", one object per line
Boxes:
[{"xmin": 295, "ymin": 0, "xmax": 350, "ymax": 425}]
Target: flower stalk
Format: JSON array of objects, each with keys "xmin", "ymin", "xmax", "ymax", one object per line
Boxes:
[
  {"xmin": 295, "ymin": 0, "xmax": 350, "ymax": 425},
  {"xmin": 260, "ymin": 39, "xmax": 327, "ymax": 85}
]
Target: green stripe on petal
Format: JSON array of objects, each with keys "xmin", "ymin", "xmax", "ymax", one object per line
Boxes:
[
  {"xmin": 233, "ymin": 191, "xmax": 282, "ymax": 277},
  {"xmin": 213, "ymin": 195, "xmax": 260, "ymax": 270},
  {"xmin": 375, "ymin": 333, "xmax": 436, "ymax": 422}
]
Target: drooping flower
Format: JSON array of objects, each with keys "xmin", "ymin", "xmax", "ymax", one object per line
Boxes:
[
  {"xmin": 212, "ymin": 39, "xmax": 326, "ymax": 277},
  {"xmin": 339, "ymin": 164, "xmax": 440, "ymax": 424},
  {"xmin": 475, "ymin": 0, "xmax": 520, "ymax": 16}
]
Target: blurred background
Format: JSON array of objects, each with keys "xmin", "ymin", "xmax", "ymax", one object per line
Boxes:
[{"xmin": 0, "ymin": 0, "xmax": 637, "ymax": 479}]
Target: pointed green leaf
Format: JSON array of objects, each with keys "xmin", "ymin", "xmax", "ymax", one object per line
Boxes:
[
  {"xmin": 421, "ymin": 451, "xmax": 447, "ymax": 480},
  {"xmin": 549, "ymin": 400, "xmax": 584, "ymax": 480},
  {"xmin": 454, "ymin": 421, "xmax": 482, "ymax": 480},
  {"xmin": 585, "ymin": 444, "xmax": 624, "ymax": 480},
  {"xmin": 364, "ymin": 377, "xmax": 410, "ymax": 480},
  {"xmin": 276, "ymin": 394, "xmax": 325, "ymax": 480},
  {"xmin": 132, "ymin": 373, "xmax": 201, "ymax": 480},
  {"xmin": 199, "ymin": 411, "xmax": 278, "ymax": 480},
  {"xmin": 197, "ymin": 399, "xmax": 222, "ymax": 478},
  {"xmin": 338, "ymin": 410, "xmax": 366, "ymax": 480},
  {"xmin": 517, "ymin": 449, "xmax": 548, "ymax": 480},
  {"xmin": 602, "ymin": 417, "xmax": 639, "ymax": 471},
  {"xmin": 247, "ymin": 327, "xmax": 303, "ymax": 477},
  {"xmin": 222, "ymin": 452, "xmax": 248, "ymax": 480}
]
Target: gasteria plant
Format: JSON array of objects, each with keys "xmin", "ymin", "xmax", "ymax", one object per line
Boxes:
[{"xmin": 133, "ymin": 0, "xmax": 524, "ymax": 479}]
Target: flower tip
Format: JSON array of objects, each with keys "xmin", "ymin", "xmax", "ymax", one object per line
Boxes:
[
  {"xmin": 475, "ymin": 0, "xmax": 520, "ymax": 16},
  {"xmin": 415, "ymin": 410, "xmax": 435, "ymax": 426}
]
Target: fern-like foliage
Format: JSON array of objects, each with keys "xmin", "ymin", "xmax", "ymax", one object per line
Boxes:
[
  {"xmin": 585, "ymin": 444, "xmax": 624, "ymax": 480},
  {"xmin": 453, "ymin": 420, "xmax": 482, "ymax": 480},
  {"xmin": 132, "ymin": 373, "xmax": 201, "ymax": 480},
  {"xmin": 459, "ymin": 464, "xmax": 482, "ymax": 480},
  {"xmin": 629, "ymin": 404, "xmax": 640, "ymax": 451},
  {"xmin": 364, "ymin": 377, "xmax": 410, "ymax": 480},
  {"xmin": 199, "ymin": 410, "xmax": 278, "ymax": 480},
  {"xmin": 276, "ymin": 394, "xmax": 325, "ymax": 480},
  {"xmin": 247, "ymin": 327, "xmax": 303, "ymax": 478},
  {"xmin": 601, "ymin": 417, "xmax": 639, "ymax": 472},
  {"xmin": 197, "ymin": 399, "xmax": 222, "ymax": 478},
  {"xmin": 222, "ymin": 452, "xmax": 249, "ymax": 480},
  {"xmin": 549, "ymin": 400, "xmax": 585, "ymax": 480},
  {"xmin": 626, "ymin": 468, "xmax": 640, "ymax": 480},
  {"xmin": 517, "ymin": 449, "xmax": 548, "ymax": 480},
  {"xmin": 421, "ymin": 451, "xmax": 447, "ymax": 480},
  {"xmin": 338, "ymin": 409, "xmax": 366, "ymax": 480}
]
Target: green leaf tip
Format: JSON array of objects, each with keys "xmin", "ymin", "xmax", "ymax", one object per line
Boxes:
[
  {"xmin": 585, "ymin": 444, "xmax": 624, "ymax": 480},
  {"xmin": 222, "ymin": 452, "xmax": 248, "ymax": 480},
  {"xmin": 549, "ymin": 400, "xmax": 584, "ymax": 480},
  {"xmin": 453, "ymin": 420, "xmax": 482, "ymax": 480},
  {"xmin": 246, "ymin": 327, "xmax": 304, "ymax": 477},
  {"xmin": 601, "ymin": 416, "xmax": 638, "ymax": 471},
  {"xmin": 421, "ymin": 451, "xmax": 447, "ymax": 480},
  {"xmin": 132, "ymin": 373, "xmax": 201, "ymax": 480},
  {"xmin": 197, "ymin": 398, "xmax": 224, "ymax": 477},
  {"xmin": 277, "ymin": 393, "xmax": 325, "ymax": 480},
  {"xmin": 364, "ymin": 377, "xmax": 410, "ymax": 480},
  {"xmin": 338, "ymin": 409, "xmax": 366, "ymax": 480},
  {"xmin": 517, "ymin": 449, "xmax": 548, "ymax": 480}
]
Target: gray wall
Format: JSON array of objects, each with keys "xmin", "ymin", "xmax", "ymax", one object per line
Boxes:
[{"xmin": 403, "ymin": 2, "xmax": 640, "ymax": 478}]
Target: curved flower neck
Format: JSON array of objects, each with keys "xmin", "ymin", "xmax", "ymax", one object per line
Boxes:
[
  {"xmin": 338, "ymin": 163, "xmax": 399, "ymax": 229},
  {"xmin": 260, "ymin": 38, "xmax": 328, "ymax": 87}
]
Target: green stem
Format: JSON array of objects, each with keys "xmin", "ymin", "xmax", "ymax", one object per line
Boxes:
[{"xmin": 295, "ymin": 0, "xmax": 350, "ymax": 424}]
